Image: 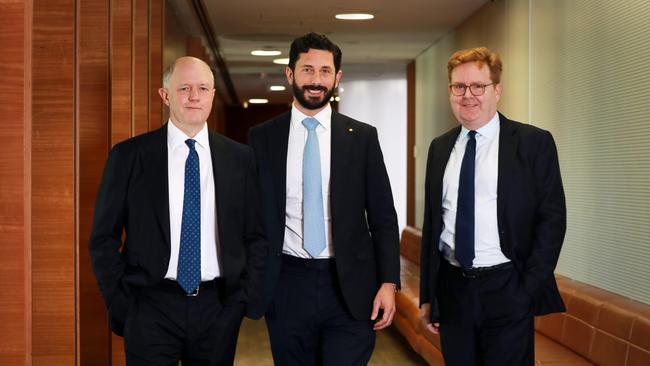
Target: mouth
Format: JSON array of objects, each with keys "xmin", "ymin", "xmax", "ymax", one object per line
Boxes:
[
  {"xmin": 303, "ymin": 85, "xmax": 327, "ymax": 98},
  {"xmin": 461, "ymin": 102, "xmax": 478, "ymax": 108}
]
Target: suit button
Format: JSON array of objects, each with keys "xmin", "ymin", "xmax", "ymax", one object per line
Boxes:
[{"xmin": 276, "ymin": 252, "xmax": 281, "ymax": 257}]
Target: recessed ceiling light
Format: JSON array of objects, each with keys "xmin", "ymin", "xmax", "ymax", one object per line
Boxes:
[
  {"xmin": 251, "ymin": 50, "xmax": 282, "ymax": 56},
  {"xmin": 335, "ymin": 13, "xmax": 374, "ymax": 20},
  {"xmin": 269, "ymin": 85, "xmax": 286, "ymax": 91},
  {"xmin": 273, "ymin": 58, "xmax": 290, "ymax": 65},
  {"xmin": 249, "ymin": 98, "xmax": 269, "ymax": 104}
]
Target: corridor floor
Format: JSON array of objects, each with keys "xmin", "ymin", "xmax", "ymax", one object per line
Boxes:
[{"xmin": 234, "ymin": 318, "xmax": 428, "ymax": 365}]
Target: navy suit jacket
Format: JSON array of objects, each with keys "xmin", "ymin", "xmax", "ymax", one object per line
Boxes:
[
  {"xmin": 247, "ymin": 110, "xmax": 400, "ymax": 320},
  {"xmin": 419, "ymin": 113, "xmax": 567, "ymax": 321},
  {"xmin": 89, "ymin": 124, "xmax": 268, "ymax": 336}
]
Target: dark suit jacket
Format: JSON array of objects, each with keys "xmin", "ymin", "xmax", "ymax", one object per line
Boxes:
[
  {"xmin": 247, "ymin": 110, "xmax": 400, "ymax": 320},
  {"xmin": 419, "ymin": 113, "xmax": 567, "ymax": 321},
  {"xmin": 89, "ymin": 124, "xmax": 268, "ymax": 336}
]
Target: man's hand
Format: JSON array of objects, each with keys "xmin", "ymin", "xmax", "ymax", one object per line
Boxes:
[
  {"xmin": 419, "ymin": 303, "xmax": 440, "ymax": 334},
  {"xmin": 371, "ymin": 283, "xmax": 396, "ymax": 330}
]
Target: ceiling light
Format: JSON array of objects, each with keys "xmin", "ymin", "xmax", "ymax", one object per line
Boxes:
[
  {"xmin": 269, "ymin": 85, "xmax": 286, "ymax": 91},
  {"xmin": 251, "ymin": 50, "xmax": 282, "ymax": 56},
  {"xmin": 335, "ymin": 13, "xmax": 374, "ymax": 20},
  {"xmin": 273, "ymin": 58, "xmax": 289, "ymax": 65},
  {"xmin": 249, "ymin": 98, "xmax": 269, "ymax": 104}
]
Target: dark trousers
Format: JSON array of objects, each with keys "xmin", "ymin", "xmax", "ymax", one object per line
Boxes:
[
  {"xmin": 265, "ymin": 255, "xmax": 375, "ymax": 366},
  {"xmin": 437, "ymin": 260, "xmax": 534, "ymax": 366},
  {"xmin": 124, "ymin": 279, "xmax": 246, "ymax": 366}
]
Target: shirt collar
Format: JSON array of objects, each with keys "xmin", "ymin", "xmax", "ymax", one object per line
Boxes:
[
  {"xmin": 459, "ymin": 112, "xmax": 500, "ymax": 141},
  {"xmin": 290, "ymin": 103, "xmax": 332, "ymax": 131},
  {"xmin": 167, "ymin": 119, "xmax": 209, "ymax": 151}
]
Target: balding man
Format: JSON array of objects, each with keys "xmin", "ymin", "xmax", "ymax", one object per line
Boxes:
[{"xmin": 90, "ymin": 56, "xmax": 268, "ymax": 365}]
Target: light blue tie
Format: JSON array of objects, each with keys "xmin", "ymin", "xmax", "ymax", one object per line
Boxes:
[
  {"xmin": 178, "ymin": 139, "xmax": 201, "ymax": 294},
  {"xmin": 302, "ymin": 117, "xmax": 326, "ymax": 258}
]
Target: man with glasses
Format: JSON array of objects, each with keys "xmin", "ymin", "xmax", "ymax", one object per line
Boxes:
[{"xmin": 419, "ymin": 47, "xmax": 566, "ymax": 365}]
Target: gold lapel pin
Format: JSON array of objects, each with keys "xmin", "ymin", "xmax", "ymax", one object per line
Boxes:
[{"xmin": 348, "ymin": 128, "xmax": 354, "ymax": 132}]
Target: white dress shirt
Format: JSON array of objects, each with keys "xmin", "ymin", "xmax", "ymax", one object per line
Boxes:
[
  {"xmin": 439, "ymin": 113, "xmax": 510, "ymax": 267},
  {"xmin": 283, "ymin": 103, "xmax": 334, "ymax": 258},
  {"xmin": 165, "ymin": 120, "xmax": 221, "ymax": 280}
]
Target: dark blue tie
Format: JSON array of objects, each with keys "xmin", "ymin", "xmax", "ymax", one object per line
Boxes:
[
  {"xmin": 455, "ymin": 130, "xmax": 476, "ymax": 269},
  {"xmin": 178, "ymin": 139, "xmax": 201, "ymax": 294}
]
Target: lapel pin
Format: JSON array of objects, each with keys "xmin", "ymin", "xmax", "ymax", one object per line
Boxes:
[{"xmin": 348, "ymin": 128, "xmax": 354, "ymax": 132}]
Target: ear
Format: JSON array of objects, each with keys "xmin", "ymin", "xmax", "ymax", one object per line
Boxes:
[
  {"xmin": 334, "ymin": 69, "xmax": 343, "ymax": 89},
  {"xmin": 494, "ymin": 83, "xmax": 502, "ymax": 102},
  {"xmin": 158, "ymin": 88, "xmax": 169, "ymax": 106},
  {"xmin": 285, "ymin": 66, "xmax": 294, "ymax": 85}
]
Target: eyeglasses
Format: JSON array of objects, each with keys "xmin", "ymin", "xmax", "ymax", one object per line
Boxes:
[{"xmin": 449, "ymin": 83, "xmax": 495, "ymax": 96}]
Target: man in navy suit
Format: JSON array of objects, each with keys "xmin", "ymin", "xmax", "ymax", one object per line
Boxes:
[
  {"xmin": 90, "ymin": 56, "xmax": 268, "ymax": 365},
  {"xmin": 248, "ymin": 33, "xmax": 400, "ymax": 365},
  {"xmin": 419, "ymin": 47, "xmax": 566, "ymax": 365}
]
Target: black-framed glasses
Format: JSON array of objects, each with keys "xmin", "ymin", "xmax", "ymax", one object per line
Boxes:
[{"xmin": 449, "ymin": 83, "xmax": 495, "ymax": 96}]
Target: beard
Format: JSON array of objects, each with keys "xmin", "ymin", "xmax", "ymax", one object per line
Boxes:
[{"xmin": 292, "ymin": 79, "xmax": 336, "ymax": 110}]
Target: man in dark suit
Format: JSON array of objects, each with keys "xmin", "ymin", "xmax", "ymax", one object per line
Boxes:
[
  {"xmin": 248, "ymin": 33, "xmax": 400, "ymax": 365},
  {"xmin": 89, "ymin": 56, "xmax": 268, "ymax": 365},
  {"xmin": 419, "ymin": 47, "xmax": 566, "ymax": 365}
]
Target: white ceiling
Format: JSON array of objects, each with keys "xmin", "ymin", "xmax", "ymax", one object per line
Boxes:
[{"xmin": 169, "ymin": 0, "xmax": 488, "ymax": 105}]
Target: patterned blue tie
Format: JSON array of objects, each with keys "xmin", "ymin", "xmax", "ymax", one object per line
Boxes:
[
  {"xmin": 302, "ymin": 117, "xmax": 326, "ymax": 258},
  {"xmin": 178, "ymin": 139, "xmax": 201, "ymax": 294},
  {"xmin": 455, "ymin": 130, "xmax": 477, "ymax": 269}
]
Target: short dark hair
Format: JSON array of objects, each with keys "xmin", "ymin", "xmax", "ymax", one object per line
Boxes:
[{"xmin": 288, "ymin": 32, "xmax": 342, "ymax": 72}]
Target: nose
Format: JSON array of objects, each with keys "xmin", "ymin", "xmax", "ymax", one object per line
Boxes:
[
  {"xmin": 188, "ymin": 87, "xmax": 199, "ymax": 100},
  {"xmin": 310, "ymin": 72, "xmax": 324, "ymax": 86}
]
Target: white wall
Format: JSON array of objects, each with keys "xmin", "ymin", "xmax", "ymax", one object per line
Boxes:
[
  {"xmin": 415, "ymin": 0, "xmax": 650, "ymax": 305},
  {"xmin": 338, "ymin": 76, "xmax": 408, "ymax": 232}
]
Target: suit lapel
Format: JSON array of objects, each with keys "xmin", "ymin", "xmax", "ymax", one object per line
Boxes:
[
  {"xmin": 208, "ymin": 132, "xmax": 228, "ymax": 248},
  {"xmin": 434, "ymin": 127, "xmax": 460, "ymax": 192},
  {"xmin": 497, "ymin": 114, "xmax": 517, "ymax": 234},
  {"xmin": 330, "ymin": 111, "xmax": 353, "ymax": 203},
  {"xmin": 268, "ymin": 115, "xmax": 291, "ymax": 225},
  {"xmin": 148, "ymin": 125, "xmax": 171, "ymax": 250},
  {"xmin": 431, "ymin": 126, "xmax": 460, "ymax": 237}
]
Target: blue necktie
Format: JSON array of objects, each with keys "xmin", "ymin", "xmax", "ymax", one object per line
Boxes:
[
  {"xmin": 178, "ymin": 139, "xmax": 201, "ymax": 294},
  {"xmin": 455, "ymin": 130, "xmax": 477, "ymax": 269},
  {"xmin": 302, "ymin": 117, "xmax": 326, "ymax": 258}
]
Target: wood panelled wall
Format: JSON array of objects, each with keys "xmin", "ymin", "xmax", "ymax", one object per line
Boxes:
[
  {"xmin": 0, "ymin": 0, "xmax": 186, "ymax": 364},
  {"xmin": 0, "ymin": 0, "xmax": 30, "ymax": 364}
]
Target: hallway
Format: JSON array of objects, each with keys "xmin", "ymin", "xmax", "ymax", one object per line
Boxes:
[{"xmin": 234, "ymin": 318, "xmax": 428, "ymax": 365}]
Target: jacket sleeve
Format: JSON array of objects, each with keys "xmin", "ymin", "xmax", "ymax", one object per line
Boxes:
[
  {"xmin": 522, "ymin": 131, "xmax": 567, "ymax": 298},
  {"xmin": 88, "ymin": 144, "xmax": 133, "ymax": 335},
  {"xmin": 241, "ymin": 146, "xmax": 270, "ymax": 319},
  {"xmin": 365, "ymin": 127, "xmax": 401, "ymax": 288},
  {"xmin": 420, "ymin": 139, "xmax": 440, "ymax": 322}
]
